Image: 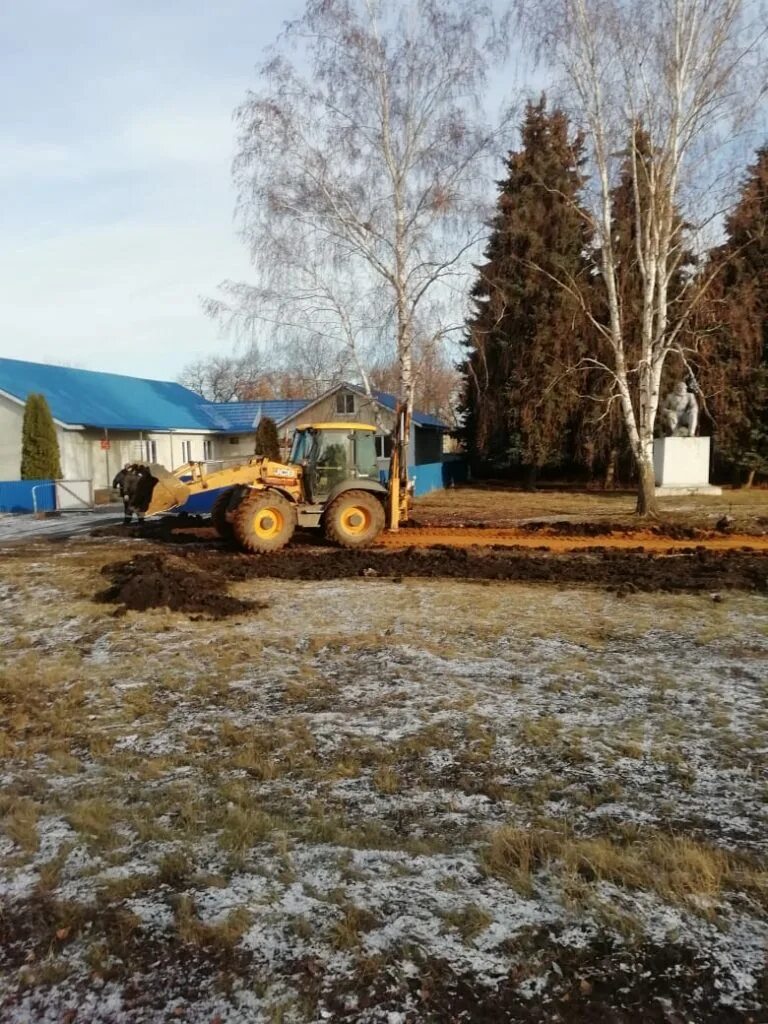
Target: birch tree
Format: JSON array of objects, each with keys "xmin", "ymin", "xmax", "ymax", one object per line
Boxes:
[
  {"xmin": 208, "ymin": 233, "xmax": 382, "ymax": 399},
  {"xmin": 521, "ymin": 0, "xmax": 766, "ymax": 513},
  {"xmin": 223, "ymin": 0, "xmax": 509, "ymax": 440}
]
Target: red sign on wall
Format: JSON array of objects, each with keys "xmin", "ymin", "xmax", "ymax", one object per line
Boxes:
[{"xmin": 100, "ymin": 439, "xmax": 111, "ymax": 450}]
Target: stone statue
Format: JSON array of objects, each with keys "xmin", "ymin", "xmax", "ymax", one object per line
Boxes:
[{"xmin": 661, "ymin": 380, "xmax": 698, "ymax": 437}]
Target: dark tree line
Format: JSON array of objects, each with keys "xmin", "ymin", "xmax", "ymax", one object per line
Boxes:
[
  {"xmin": 461, "ymin": 99, "xmax": 768, "ymax": 486},
  {"xmin": 692, "ymin": 147, "xmax": 768, "ymax": 485}
]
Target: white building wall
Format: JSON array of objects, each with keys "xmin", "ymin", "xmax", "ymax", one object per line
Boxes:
[
  {"xmin": 0, "ymin": 394, "xmax": 23, "ymax": 480},
  {"xmin": 211, "ymin": 434, "xmax": 257, "ymax": 461},
  {"xmin": 59, "ymin": 429, "xmax": 94, "ymax": 483},
  {"xmin": 0, "ymin": 395, "xmax": 95, "ymax": 483},
  {"xmin": 0, "ymin": 389, "xmax": 253, "ymax": 487}
]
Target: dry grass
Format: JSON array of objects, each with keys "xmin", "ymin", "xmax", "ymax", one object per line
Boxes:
[
  {"xmin": 66, "ymin": 798, "xmax": 121, "ymax": 848},
  {"xmin": 413, "ymin": 482, "xmax": 768, "ymax": 529},
  {"xmin": 483, "ymin": 824, "xmax": 765, "ymax": 912},
  {"xmin": 174, "ymin": 895, "xmax": 253, "ymax": 952},
  {"xmin": 329, "ymin": 904, "xmax": 378, "ymax": 950},
  {"xmin": 442, "ymin": 903, "xmax": 494, "ymax": 941},
  {"xmin": 1, "ymin": 538, "xmax": 766, "ymax": 1017},
  {"xmin": 3, "ymin": 797, "xmax": 41, "ymax": 852}
]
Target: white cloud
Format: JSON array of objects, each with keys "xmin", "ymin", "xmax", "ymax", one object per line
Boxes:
[
  {"xmin": 0, "ymin": 219, "xmax": 253, "ymax": 379},
  {"xmin": 0, "ymin": 100, "xmax": 237, "ymax": 184}
]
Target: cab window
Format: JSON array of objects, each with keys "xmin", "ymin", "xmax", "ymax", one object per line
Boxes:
[
  {"xmin": 352, "ymin": 431, "xmax": 378, "ymax": 479},
  {"xmin": 289, "ymin": 430, "xmax": 311, "ymax": 464}
]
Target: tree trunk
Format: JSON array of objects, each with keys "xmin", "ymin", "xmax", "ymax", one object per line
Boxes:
[
  {"xmin": 603, "ymin": 448, "xmax": 618, "ymax": 489},
  {"xmin": 635, "ymin": 455, "xmax": 658, "ymax": 516},
  {"xmin": 745, "ymin": 468, "xmax": 756, "ymax": 489}
]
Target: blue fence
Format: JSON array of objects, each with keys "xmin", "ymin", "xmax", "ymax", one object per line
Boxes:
[
  {"xmin": 0, "ymin": 480, "xmax": 56, "ymax": 514},
  {"xmin": 177, "ymin": 486, "xmax": 227, "ymax": 515},
  {"xmin": 409, "ymin": 458, "xmax": 468, "ymax": 497}
]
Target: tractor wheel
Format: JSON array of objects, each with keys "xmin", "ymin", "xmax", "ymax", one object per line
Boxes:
[
  {"xmin": 210, "ymin": 487, "xmax": 243, "ymax": 540},
  {"xmin": 324, "ymin": 490, "xmax": 385, "ymax": 548},
  {"xmin": 233, "ymin": 492, "xmax": 297, "ymax": 553}
]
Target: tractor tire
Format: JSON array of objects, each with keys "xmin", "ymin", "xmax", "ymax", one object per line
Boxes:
[
  {"xmin": 211, "ymin": 486, "xmax": 248, "ymax": 541},
  {"xmin": 233, "ymin": 491, "xmax": 297, "ymax": 553},
  {"xmin": 211, "ymin": 488, "xmax": 236, "ymax": 540},
  {"xmin": 324, "ymin": 489, "xmax": 385, "ymax": 548}
]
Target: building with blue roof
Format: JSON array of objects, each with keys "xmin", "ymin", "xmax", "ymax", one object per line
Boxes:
[{"xmin": 0, "ymin": 358, "xmax": 455, "ymax": 497}]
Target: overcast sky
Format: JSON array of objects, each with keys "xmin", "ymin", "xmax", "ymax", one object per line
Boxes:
[{"xmin": 0, "ymin": 0, "xmax": 301, "ymax": 380}]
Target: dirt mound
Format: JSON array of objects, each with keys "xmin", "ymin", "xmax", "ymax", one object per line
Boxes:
[
  {"xmin": 96, "ymin": 553, "xmax": 265, "ymax": 618},
  {"xmin": 113, "ymin": 543, "xmax": 768, "ymax": 593},
  {"xmin": 518, "ymin": 519, "xmax": 706, "ymax": 540}
]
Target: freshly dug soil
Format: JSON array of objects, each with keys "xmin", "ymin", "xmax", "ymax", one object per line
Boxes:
[
  {"xmin": 93, "ymin": 518, "xmax": 768, "ymax": 554},
  {"xmin": 98, "ymin": 541, "xmax": 768, "ymax": 595},
  {"xmin": 517, "ymin": 518, "xmax": 709, "ymax": 540},
  {"xmin": 97, "ymin": 553, "xmax": 266, "ymax": 618}
]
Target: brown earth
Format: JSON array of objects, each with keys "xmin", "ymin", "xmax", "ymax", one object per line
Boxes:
[
  {"xmin": 320, "ymin": 939, "xmax": 767, "ymax": 1023},
  {"xmin": 94, "ymin": 527, "xmax": 768, "ymax": 617},
  {"xmin": 411, "ymin": 482, "xmax": 768, "ymax": 532},
  {"xmin": 96, "ymin": 552, "xmax": 268, "ymax": 618},
  {"xmin": 89, "ymin": 500, "xmax": 768, "ymax": 617},
  {"xmin": 3, "ymin": 900, "xmax": 761, "ymax": 1023},
  {"xmin": 374, "ymin": 525, "xmax": 768, "ymax": 553}
]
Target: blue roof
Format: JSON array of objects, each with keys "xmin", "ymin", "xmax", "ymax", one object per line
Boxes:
[
  {"xmin": 371, "ymin": 389, "xmax": 447, "ymax": 429},
  {"xmin": 0, "ymin": 359, "xmax": 447, "ymax": 433},
  {"xmin": 0, "ymin": 357, "xmax": 221, "ymax": 432},
  {"xmin": 207, "ymin": 399, "xmax": 309, "ymax": 431},
  {"xmin": 202, "ymin": 401, "xmax": 261, "ymax": 431}
]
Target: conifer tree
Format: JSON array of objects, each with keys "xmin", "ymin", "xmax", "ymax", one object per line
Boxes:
[
  {"xmin": 20, "ymin": 394, "xmax": 62, "ymax": 480},
  {"xmin": 695, "ymin": 146, "xmax": 768, "ymax": 483},
  {"xmin": 254, "ymin": 417, "xmax": 281, "ymax": 461},
  {"xmin": 460, "ymin": 98, "xmax": 592, "ymax": 478}
]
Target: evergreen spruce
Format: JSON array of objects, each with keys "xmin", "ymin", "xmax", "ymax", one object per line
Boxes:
[
  {"xmin": 695, "ymin": 145, "xmax": 768, "ymax": 483},
  {"xmin": 460, "ymin": 98, "xmax": 592, "ymax": 478},
  {"xmin": 20, "ymin": 394, "xmax": 63, "ymax": 480},
  {"xmin": 254, "ymin": 417, "xmax": 281, "ymax": 460}
]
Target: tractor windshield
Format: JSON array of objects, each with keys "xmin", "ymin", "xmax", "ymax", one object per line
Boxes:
[{"xmin": 304, "ymin": 428, "xmax": 379, "ymax": 500}]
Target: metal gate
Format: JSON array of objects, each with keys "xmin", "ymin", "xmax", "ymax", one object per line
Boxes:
[{"xmin": 54, "ymin": 480, "xmax": 94, "ymax": 511}]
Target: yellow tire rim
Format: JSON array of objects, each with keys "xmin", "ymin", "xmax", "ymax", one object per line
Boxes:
[
  {"xmin": 340, "ymin": 505, "xmax": 371, "ymax": 536},
  {"xmin": 252, "ymin": 507, "xmax": 284, "ymax": 540}
]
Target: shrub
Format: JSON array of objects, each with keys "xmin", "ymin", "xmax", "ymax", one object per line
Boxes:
[
  {"xmin": 254, "ymin": 416, "xmax": 280, "ymax": 460},
  {"xmin": 20, "ymin": 393, "xmax": 62, "ymax": 479}
]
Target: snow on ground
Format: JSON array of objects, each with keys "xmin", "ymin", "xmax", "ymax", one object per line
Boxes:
[
  {"xmin": 0, "ymin": 508, "xmax": 123, "ymax": 543},
  {"xmin": 0, "ymin": 543, "xmax": 766, "ymax": 1021}
]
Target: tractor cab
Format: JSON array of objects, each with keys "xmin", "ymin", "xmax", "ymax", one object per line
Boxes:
[{"xmin": 290, "ymin": 423, "xmax": 379, "ymax": 502}]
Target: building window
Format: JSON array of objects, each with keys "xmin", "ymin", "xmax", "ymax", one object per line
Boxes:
[
  {"xmin": 203, "ymin": 439, "xmax": 214, "ymax": 460},
  {"xmin": 336, "ymin": 392, "xmax": 355, "ymax": 415},
  {"xmin": 132, "ymin": 440, "xmax": 158, "ymax": 463},
  {"xmin": 375, "ymin": 435, "xmax": 393, "ymax": 458},
  {"xmin": 180, "ymin": 440, "xmax": 192, "ymax": 462},
  {"xmin": 228, "ymin": 436, "xmax": 240, "ymax": 445}
]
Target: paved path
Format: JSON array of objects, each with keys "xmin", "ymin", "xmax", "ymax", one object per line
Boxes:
[{"xmin": 0, "ymin": 507, "xmax": 125, "ymax": 545}]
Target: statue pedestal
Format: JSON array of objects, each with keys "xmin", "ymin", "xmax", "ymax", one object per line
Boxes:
[{"xmin": 653, "ymin": 437, "xmax": 722, "ymax": 496}]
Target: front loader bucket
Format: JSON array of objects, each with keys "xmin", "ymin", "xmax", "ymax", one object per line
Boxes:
[{"xmin": 144, "ymin": 463, "xmax": 192, "ymax": 516}]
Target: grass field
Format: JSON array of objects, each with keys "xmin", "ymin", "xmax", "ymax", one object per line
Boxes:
[
  {"xmin": 1, "ymin": 535, "xmax": 767, "ymax": 1021},
  {"xmin": 412, "ymin": 481, "xmax": 768, "ymax": 530}
]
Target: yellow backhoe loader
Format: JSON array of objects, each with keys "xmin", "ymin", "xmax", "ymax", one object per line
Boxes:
[{"xmin": 141, "ymin": 411, "xmax": 411, "ymax": 552}]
